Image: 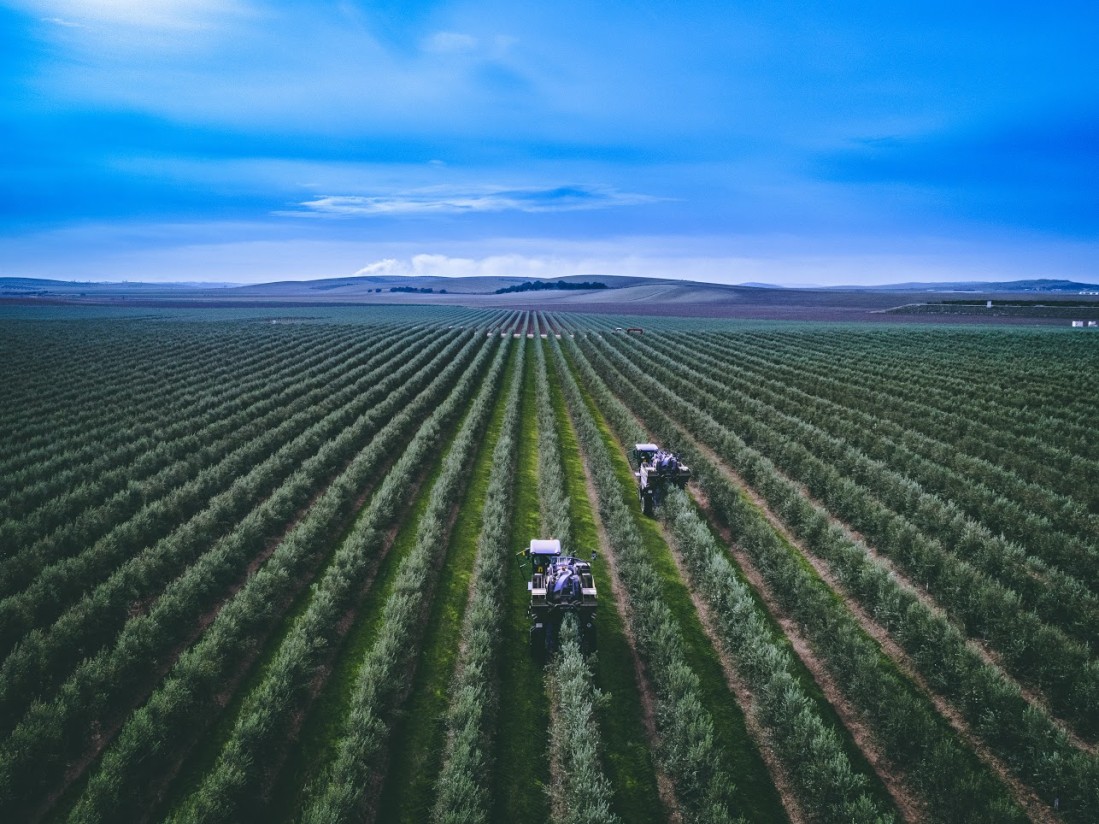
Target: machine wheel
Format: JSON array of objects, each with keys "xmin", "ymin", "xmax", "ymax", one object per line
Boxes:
[
  {"xmin": 642, "ymin": 495, "xmax": 654, "ymax": 517},
  {"xmin": 581, "ymin": 622, "xmax": 597, "ymax": 654},
  {"xmin": 530, "ymin": 624, "xmax": 547, "ymax": 662}
]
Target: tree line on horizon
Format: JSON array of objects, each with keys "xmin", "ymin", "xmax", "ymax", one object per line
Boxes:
[{"xmin": 494, "ymin": 280, "xmax": 608, "ymax": 294}]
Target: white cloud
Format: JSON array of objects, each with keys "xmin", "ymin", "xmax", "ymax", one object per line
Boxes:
[
  {"xmin": 352, "ymin": 258, "xmax": 402, "ymax": 275},
  {"xmin": 353, "ymin": 253, "xmax": 560, "ymax": 278},
  {"xmin": 283, "ymin": 185, "xmax": 661, "ymax": 218}
]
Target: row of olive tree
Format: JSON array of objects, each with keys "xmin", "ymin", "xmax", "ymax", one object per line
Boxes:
[
  {"xmin": 546, "ymin": 614, "xmax": 621, "ymax": 824},
  {"xmin": 431, "ymin": 339, "xmax": 526, "ymax": 824},
  {"xmin": 661, "ymin": 490, "xmax": 890, "ymax": 824},
  {"xmin": 710, "ymin": 326, "xmax": 1099, "ymax": 459},
  {"xmin": 532, "ymin": 327, "xmax": 619, "ymax": 824},
  {"xmin": 73, "ymin": 332, "xmax": 498, "ymax": 824},
  {"xmin": 0, "ymin": 321, "xmax": 276, "ymax": 472},
  {"xmin": 295, "ymin": 341, "xmax": 511, "ymax": 824},
  {"xmin": 583, "ymin": 332, "xmax": 1097, "ymax": 822},
  {"xmin": 609, "ymin": 331, "xmax": 1099, "ymax": 739},
  {"xmin": 549, "ymin": 337, "xmax": 740, "ymax": 824},
  {"xmin": 0, "ymin": 330, "xmax": 463, "ymax": 736},
  {"xmin": 0, "ymin": 324, "xmax": 372, "ymax": 545},
  {"xmin": 646, "ymin": 331, "xmax": 1099, "ymax": 618},
  {"xmin": 0, "ymin": 329, "xmax": 446, "ymax": 664},
  {"xmin": 691, "ymin": 328, "xmax": 1099, "ymax": 501},
  {"xmin": 0, "ymin": 321, "xmax": 385, "ymax": 495},
  {"xmin": 0, "ymin": 332, "xmax": 485, "ymax": 822},
  {"xmin": 560, "ymin": 335, "xmax": 892, "ymax": 824},
  {"xmin": 655, "ymin": 331, "xmax": 1094, "ymax": 575}
]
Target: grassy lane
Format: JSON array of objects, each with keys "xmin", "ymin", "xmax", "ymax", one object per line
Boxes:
[
  {"xmin": 558, "ymin": 344, "xmax": 789, "ymax": 824},
  {"xmin": 161, "ymin": 421, "xmax": 454, "ymax": 824},
  {"xmin": 374, "ymin": 342, "xmax": 518, "ymax": 824},
  {"xmin": 295, "ymin": 334, "xmax": 513, "ymax": 822},
  {"xmin": 544, "ymin": 342, "xmax": 664, "ymax": 824},
  {"xmin": 430, "ymin": 338, "xmax": 525, "ymax": 823},
  {"xmin": 489, "ymin": 341, "xmax": 551, "ymax": 824},
  {"xmin": 268, "ymin": 459, "xmax": 446, "ymax": 823},
  {"xmin": 151, "ymin": 338, "xmax": 493, "ymax": 824},
  {"xmin": 161, "ymin": 435, "xmax": 433, "ymax": 819},
  {"xmin": 532, "ymin": 321, "xmax": 619, "ymax": 824},
  {"xmin": 145, "ymin": 344, "xmax": 467, "ymax": 822}
]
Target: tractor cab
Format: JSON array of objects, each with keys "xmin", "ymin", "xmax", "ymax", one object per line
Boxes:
[
  {"xmin": 633, "ymin": 443, "xmax": 660, "ymax": 467},
  {"xmin": 522, "ymin": 539, "xmax": 597, "ymax": 658},
  {"xmin": 633, "ymin": 443, "xmax": 691, "ymax": 516}
]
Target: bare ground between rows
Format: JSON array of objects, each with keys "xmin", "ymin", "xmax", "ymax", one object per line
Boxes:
[
  {"xmin": 359, "ymin": 500, "xmax": 466, "ymax": 824},
  {"xmin": 690, "ymin": 483, "xmax": 925, "ymax": 824},
  {"xmin": 781, "ymin": 475, "xmax": 1099, "ymax": 758},
  {"xmin": 688, "ymin": 437, "xmax": 1060, "ymax": 824},
  {"xmin": 657, "ymin": 519, "xmax": 809, "ymax": 824}
]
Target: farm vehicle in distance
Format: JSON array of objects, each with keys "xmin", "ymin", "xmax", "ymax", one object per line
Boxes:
[
  {"xmin": 633, "ymin": 443, "xmax": 690, "ymax": 516},
  {"xmin": 520, "ymin": 539, "xmax": 597, "ymax": 658}
]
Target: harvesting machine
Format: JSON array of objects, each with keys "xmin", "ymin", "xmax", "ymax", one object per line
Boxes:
[
  {"xmin": 633, "ymin": 443, "xmax": 690, "ymax": 516},
  {"xmin": 520, "ymin": 539, "xmax": 597, "ymax": 657}
]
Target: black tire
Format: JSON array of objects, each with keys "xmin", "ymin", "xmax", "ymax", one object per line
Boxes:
[
  {"xmin": 642, "ymin": 495, "xmax": 654, "ymax": 517},
  {"xmin": 581, "ymin": 622, "xmax": 597, "ymax": 654},
  {"xmin": 530, "ymin": 625, "xmax": 547, "ymax": 662}
]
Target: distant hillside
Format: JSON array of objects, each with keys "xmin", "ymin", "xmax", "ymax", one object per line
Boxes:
[
  {"xmin": 832, "ymin": 279, "xmax": 1099, "ymax": 293},
  {"xmin": 4, "ymin": 275, "xmax": 1098, "ymax": 327},
  {"xmin": 0, "ymin": 277, "xmax": 202, "ymax": 294},
  {"xmin": 228, "ymin": 273, "xmax": 662, "ymax": 296},
  {"xmin": 0, "ymin": 277, "xmax": 222, "ymax": 294}
]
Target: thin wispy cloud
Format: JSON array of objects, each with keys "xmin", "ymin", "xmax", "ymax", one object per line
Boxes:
[
  {"xmin": 282, "ymin": 185, "xmax": 662, "ymax": 218},
  {"xmin": 4, "ymin": 2, "xmax": 1096, "ymax": 283},
  {"xmin": 41, "ymin": 16, "xmax": 84, "ymax": 28},
  {"xmin": 20, "ymin": 0, "xmax": 248, "ymax": 33},
  {"xmin": 423, "ymin": 31, "xmax": 478, "ymax": 54}
]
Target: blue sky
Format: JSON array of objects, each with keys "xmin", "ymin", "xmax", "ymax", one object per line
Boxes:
[{"xmin": 1, "ymin": 1, "xmax": 1096, "ymax": 285}]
